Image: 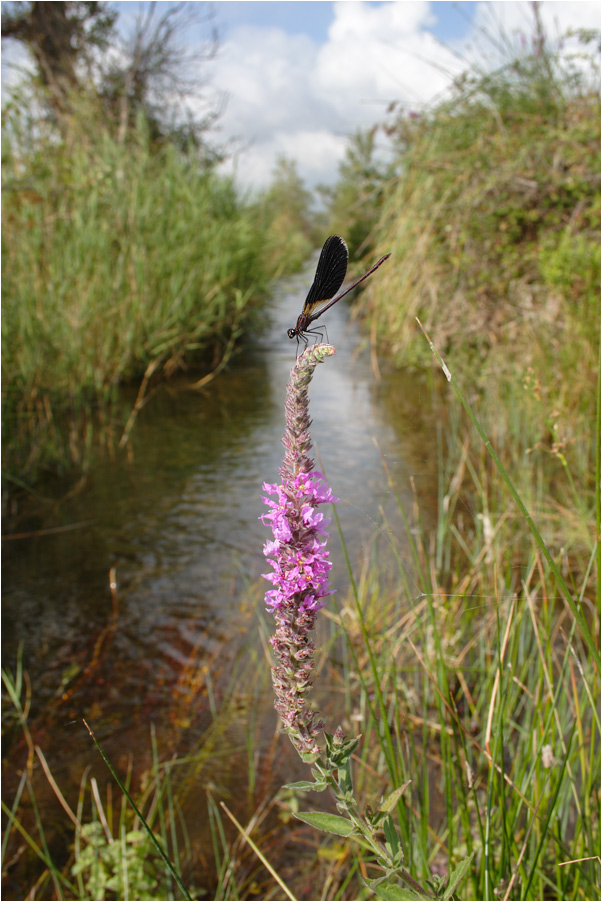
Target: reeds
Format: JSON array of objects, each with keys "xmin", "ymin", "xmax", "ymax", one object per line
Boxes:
[
  {"xmin": 2, "ymin": 108, "xmax": 272, "ymax": 482},
  {"xmin": 317, "ymin": 373, "xmax": 599, "ymax": 900},
  {"xmin": 372, "ymin": 29, "xmax": 600, "ymax": 439}
]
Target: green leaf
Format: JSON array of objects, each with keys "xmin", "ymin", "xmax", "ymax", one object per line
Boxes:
[
  {"xmin": 283, "ymin": 779, "xmax": 327, "ymax": 792},
  {"xmin": 295, "ymin": 811, "xmax": 357, "ymax": 836},
  {"xmin": 299, "ymin": 749, "xmax": 321, "ymax": 764},
  {"xmin": 338, "ymin": 761, "xmax": 354, "ymax": 795},
  {"xmin": 382, "ymin": 814, "xmax": 402, "ymax": 859},
  {"xmin": 368, "ymin": 881, "xmax": 430, "ymax": 901},
  {"xmin": 441, "ymin": 852, "xmax": 475, "ymax": 900},
  {"xmin": 324, "ymin": 731, "xmax": 362, "ymax": 766},
  {"xmin": 380, "ymin": 781, "xmax": 412, "ymax": 813}
]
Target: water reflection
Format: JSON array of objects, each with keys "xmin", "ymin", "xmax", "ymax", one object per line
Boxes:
[{"xmin": 2, "ymin": 257, "xmax": 436, "ymax": 727}]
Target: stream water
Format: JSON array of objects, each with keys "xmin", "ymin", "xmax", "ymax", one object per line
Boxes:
[{"xmin": 2, "ymin": 255, "xmax": 440, "ymax": 895}]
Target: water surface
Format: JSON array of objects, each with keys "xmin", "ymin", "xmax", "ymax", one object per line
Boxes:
[{"xmin": 2, "ymin": 257, "xmax": 439, "ymax": 893}]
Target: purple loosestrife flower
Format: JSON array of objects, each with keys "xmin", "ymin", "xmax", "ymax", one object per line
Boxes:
[{"xmin": 260, "ymin": 344, "xmax": 338, "ymax": 760}]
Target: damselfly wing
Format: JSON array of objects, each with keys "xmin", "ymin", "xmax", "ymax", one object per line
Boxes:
[{"xmin": 287, "ymin": 235, "xmax": 390, "ymax": 343}]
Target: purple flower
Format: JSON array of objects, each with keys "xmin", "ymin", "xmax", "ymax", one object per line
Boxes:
[
  {"xmin": 260, "ymin": 344, "xmax": 338, "ymax": 759},
  {"xmin": 262, "ymin": 472, "xmax": 335, "ymax": 614}
]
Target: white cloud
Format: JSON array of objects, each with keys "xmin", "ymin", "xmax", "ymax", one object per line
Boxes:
[
  {"xmin": 211, "ymin": 1, "xmax": 464, "ymax": 190},
  {"xmin": 209, "ymin": 1, "xmax": 600, "ymax": 192},
  {"xmin": 318, "ymin": 2, "xmax": 440, "ymax": 90},
  {"xmin": 314, "ymin": 1, "xmax": 463, "ymax": 117},
  {"xmin": 226, "ymin": 128, "xmax": 348, "ymax": 192},
  {"xmin": 214, "ymin": 26, "xmax": 322, "ymax": 138}
]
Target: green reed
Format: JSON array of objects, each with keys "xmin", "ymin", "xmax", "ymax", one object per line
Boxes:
[
  {"xmin": 2, "ymin": 109, "xmax": 272, "ymax": 483},
  {"xmin": 370, "ymin": 29, "xmax": 600, "ymax": 495},
  {"xmin": 319, "ymin": 374, "xmax": 599, "ymax": 901}
]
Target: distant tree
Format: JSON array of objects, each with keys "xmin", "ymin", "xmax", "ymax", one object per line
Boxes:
[
  {"xmin": 98, "ymin": 2, "xmax": 221, "ymax": 150},
  {"xmin": 1, "ymin": 1, "xmax": 117, "ymax": 116},
  {"xmin": 321, "ymin": 128, "xmax": 393, "ymax": 258},
  {"xmin": 2, "ymin": 1, "xmax": 222, "ymax": 154},
  {"xmin": 259, "ymin": 156, "xmax": 321, "ymax": 275},
  {"xmin": 263, "ymin": 156, "xmax": 315, "ymax": 231}
]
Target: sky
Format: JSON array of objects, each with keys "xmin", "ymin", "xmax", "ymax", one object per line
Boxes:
[
  {"xmin": 197, "ymin": 0, "xmax": 601, "ymax": 191},
  {"xmin": 4, "ymin": 1, "xmax": 601, "ymax": 193}
]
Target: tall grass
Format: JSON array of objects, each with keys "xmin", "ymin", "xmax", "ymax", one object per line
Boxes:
[
  {"xmin": 4, "ymin": 387, "xmax": 597, "ymax": 900},
  {"xmin": 317, "ymin": 380, "xmax": 599, "ymax": 900},
  {"xmin": 1, "ymin": 636, "xmax": 279, "ymax": 901},
  {"xmin": 2, "ymin": 104, "xmax": 273, "ymax": 483},
  {"xmin": 371, "ymin": 28, "xmax": 600, "ymax": 474}
]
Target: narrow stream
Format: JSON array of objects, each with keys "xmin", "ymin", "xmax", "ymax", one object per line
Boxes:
[{"xmin": 2, "ymin": 255, "xmax": 439, "ymax": 894}]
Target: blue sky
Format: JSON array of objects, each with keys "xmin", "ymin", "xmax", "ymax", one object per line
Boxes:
[{"xmin": 214, "ymin": 1, "xmax": 478, "ymax": 43}]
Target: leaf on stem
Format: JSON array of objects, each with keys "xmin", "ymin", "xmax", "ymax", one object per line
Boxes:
[
  {"xmin": 283, "ymin": 779, "xmax": 327, "ymax": 793},
  {"xmin": 379, "ymin": 780, "xmax": 412, "ymax": 813},
  {"xmin": 295, "ymin": 811, "xmax": 357, "ymax": 836},
  {"xmin": 440, "ymin": 852, "xmax": 475, "ymax": 901},
  {"xmin": 366, "ymin": 880, "xmax": 431, "ymax": 901}
]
